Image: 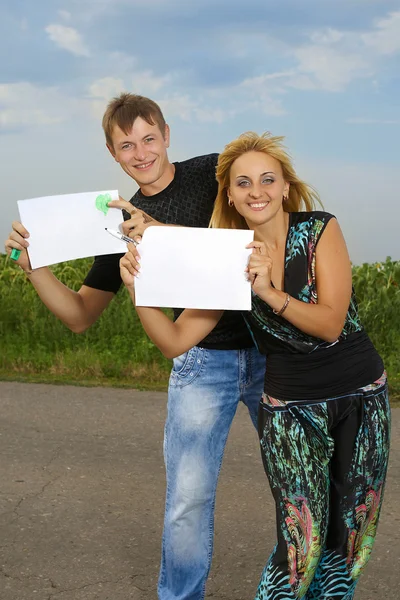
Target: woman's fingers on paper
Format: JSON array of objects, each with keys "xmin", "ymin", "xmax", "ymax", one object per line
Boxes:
[
  {"xmin": 247, "ymin": 268, "xmax": 258, "ymax": 284},
  {"xmin": 246, "ymin": 241, "xmax": 267, "ymax": 254},
  {"xmin": 248, "ymin": 253, "xmax": 272, "ymax": 271},
  {"xmin": 127, "ymin": 243, "xmax": 140, "ymax": 263},
  {"xmin": 119, "ymin": 255, "xmax": 135, "ymax": 288},
  {"xmin": 121, "ymin": 254, "xmax": 135, "ymax": 276},
  {"xmin": 125, "ymin": 248, "xmax": 140, "ymax": 275}
]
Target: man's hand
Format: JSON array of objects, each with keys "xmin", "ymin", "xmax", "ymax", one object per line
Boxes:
[
  {"xmin": 108, "ymin": 198, "xmax": 160, "ymax": 240},
  {"xmin": 4, "ymin": 221, "xmax": 33, "ymax": 273}
]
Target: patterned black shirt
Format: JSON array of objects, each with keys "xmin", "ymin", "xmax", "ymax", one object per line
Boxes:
[
  {"xmin": 243, "ymin": 211, "xmax": 383, "ymax": 399},
  {"xmin": 244, "ymin": 211, "xmax": 363, "ymax": 355},
  {"xmin": 83, "ymin": 154, "xmax": 254, "ymax": 350}
]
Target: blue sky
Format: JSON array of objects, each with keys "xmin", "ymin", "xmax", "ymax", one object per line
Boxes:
[{"xmin": 1, "ymin": 0, "xmax": 399, "ymax": 264}]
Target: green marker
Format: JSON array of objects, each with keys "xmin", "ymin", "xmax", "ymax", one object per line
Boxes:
[
  {"xmin": 10, "ymin": 248, "xmax": 22, "ymax": 261},
  {"xmin": 95, "ymin": 193, "xmax": 112, "ymax": 215}
]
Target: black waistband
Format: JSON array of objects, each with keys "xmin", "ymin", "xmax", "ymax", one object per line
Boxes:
[{"xmin": 264, "ymin": 331, "xmax": 384, "ymax": 401}]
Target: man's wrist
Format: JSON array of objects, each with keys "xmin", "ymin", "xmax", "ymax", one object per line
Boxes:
[{"xmin": 24, "ymin": 266, "xmax": 45, "ymax": 278}]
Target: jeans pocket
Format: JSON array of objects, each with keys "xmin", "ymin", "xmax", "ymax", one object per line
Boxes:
[{"xmin": 170, "ymin": 346, "xmax": 207, "ymax": 387}]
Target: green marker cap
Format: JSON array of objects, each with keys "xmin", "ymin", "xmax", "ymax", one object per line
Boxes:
[{"xmin": 10, "ymin": 248, "xmax": 22, "ymax": 261}]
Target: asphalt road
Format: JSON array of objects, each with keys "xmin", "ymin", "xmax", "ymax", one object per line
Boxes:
[{"xmin": 0, "ymin": 382, "xmax": 398, "ymax": 599}]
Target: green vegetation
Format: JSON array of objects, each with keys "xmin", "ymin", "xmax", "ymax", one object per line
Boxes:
[
  {"xmin": 352, "ymin": 258, "xmax": 400, "ymax": 402},
  {"xmin": 0, "ymin": 256, "xmax": 171, "ymax": 390},
  {"xmin": 1, "ymin": 255, "xmax": 399, "ymax": 401}
]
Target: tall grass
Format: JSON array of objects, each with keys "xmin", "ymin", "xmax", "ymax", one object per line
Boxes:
[
  {"xmin": 352, "ymin": 257, "xmax": 400, "ymax": 398},
  {"xmin": 1, "ymin": 255, "xmax": 399, "ymax": 397},
  {"xmin": 0, "ymin": 256, "xmax": 171, "ymax": 389}
]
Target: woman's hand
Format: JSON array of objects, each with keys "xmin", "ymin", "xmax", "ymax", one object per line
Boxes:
[
  {"xmin": 119, "ymin": 242, "xmax": 141, "ymax": 290},
  {"xmin": 246, "ymin": 241, "xmax": 273, "ymax": 299}
]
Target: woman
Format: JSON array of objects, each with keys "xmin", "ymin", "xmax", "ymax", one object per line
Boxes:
[{"xmin": 120, "ymin": 132, "xmax": 390, "ymax": 600}]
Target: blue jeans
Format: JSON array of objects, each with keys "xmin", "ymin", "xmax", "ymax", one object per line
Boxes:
[{"xmin": 158, "ymin": 345, "xmax": 266, "ymax": 600}]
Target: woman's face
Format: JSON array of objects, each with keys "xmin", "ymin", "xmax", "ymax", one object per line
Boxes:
[{"xmin": 228, "ymin": 151, "xmax": 289, "ymax": 227}]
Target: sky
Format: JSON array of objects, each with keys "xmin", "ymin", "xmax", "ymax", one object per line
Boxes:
[{"xmin": 1, "ymin": 0, "xmax": 399, "ymax": 265}]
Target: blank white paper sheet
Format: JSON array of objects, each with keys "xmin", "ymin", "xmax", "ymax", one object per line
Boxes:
[
  {"xmin": 135, "ymin": 227, "xmax": 254, "ymax": 311},
  {"xmin": 17, "ymin": 190, "xmax": 126, "ymax": 269}
]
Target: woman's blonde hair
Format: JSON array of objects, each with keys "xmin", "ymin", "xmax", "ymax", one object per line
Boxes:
[{"xmin": 210, "ymin": 131, "xmax": 321, "ymax": 229}]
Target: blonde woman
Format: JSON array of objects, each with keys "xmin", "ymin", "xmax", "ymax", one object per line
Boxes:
[{"xmin": 120, "ymin": 132, "xmax": 390, "ymax": 600}]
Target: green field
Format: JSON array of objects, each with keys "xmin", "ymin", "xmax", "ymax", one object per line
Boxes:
[{"xmin": 1, "ymin": 255, "xmax": 399, "ymax": 401}]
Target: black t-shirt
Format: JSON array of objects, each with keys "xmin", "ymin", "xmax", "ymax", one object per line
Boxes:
[{"xmin": 83, "ymin": 154, "xmax": 254, "ymax": 350}]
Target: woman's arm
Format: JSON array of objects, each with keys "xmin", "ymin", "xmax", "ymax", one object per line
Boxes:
[
  {"xmin": 121, "ymin": 246, "xmax": 223, "ymax": 358},
  {"xmin": 137, "ymin": 300, "xmax": 222, "ymax": 358},
  {"xmin": 248, "ymin": 218, "xmax": 352, "ymax": 343}
]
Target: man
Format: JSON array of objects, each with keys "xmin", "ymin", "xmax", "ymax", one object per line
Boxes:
[{"xmin": 4, "ymin": 93, "xmax": 265, "ymax": 600}]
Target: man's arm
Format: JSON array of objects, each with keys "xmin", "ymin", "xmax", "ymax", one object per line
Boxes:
[
  {"xmin": 28, "ymin": 270, "xmax": 114, "ymax": 333},
  {"xmin": 5, "ymin": 221, "xmax": 115, "ymax": 332}
]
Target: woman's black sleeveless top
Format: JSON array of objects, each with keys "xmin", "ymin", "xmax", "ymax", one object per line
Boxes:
[{"xmin": 243, "ymin": 211, "xmax": 383, "ymax": 401}]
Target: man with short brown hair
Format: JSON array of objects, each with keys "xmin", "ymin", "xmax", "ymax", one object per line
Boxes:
[{"xmin": 5, "ymin": 93, "xmax": 265, "ymax": 600}]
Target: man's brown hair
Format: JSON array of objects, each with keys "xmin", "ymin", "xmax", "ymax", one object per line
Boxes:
[{"xmin": 102, "ymin": 93, "xmax": 166, "ymax": 149}]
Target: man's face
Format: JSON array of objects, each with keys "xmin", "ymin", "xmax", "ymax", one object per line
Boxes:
[{"xmin": 108, "ymin": 117, "xmax": 171, "ymax": 190}]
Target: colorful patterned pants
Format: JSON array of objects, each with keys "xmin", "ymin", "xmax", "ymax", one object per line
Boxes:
[{"xmin": 255, "ymin": 374, "xmax": 391, "ymax": 600}]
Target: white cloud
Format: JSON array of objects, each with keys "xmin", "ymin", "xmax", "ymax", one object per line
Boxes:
[
  {"xmin": 158, "ymin": 94, "xmax": 234, "ymax": 124},
  {"xmin": 158, "ymin": 95, "xmax": 200, "ymax": 122},
  {"xmin": 0, "ymin": 109, "xmax": 62, "ymax": 129},
  {"xmin": 106, "ymin": 51, "xmax": 137, "ymax": 73},
  {"xmin": 88, "ymin": 69, "xmax": 170, "ymax": 100},
  {"xmin": 84, "ymin": 59, "xmax": 226, "ymax": 125},
  {"xmin": 238, "ymin": 77, "xmax": 287, "ymax": 116},
  {"xmin": 45, "ymin": 24, "xmax": 90, "ymax": 57},
  {"xmin": 310, "ymin": 28, "xmax": 344, "ymax": 45},
  {"xmin": 0, "ymin": 83, "xmax": 81, "ymax": 131},
  {"xmin": 87, "ymin": 71, "xmax": 172, "ymax": 119},
  {"xmin": 362, "ymin": 10, "xmax": 400, "ymax": 55},
  {"xmin": 131, "ymin": 70, "xmax": 172, "ymax": 95},
  {"xmin": 88, "ymin": 77, "xmax": 125, "ymax": 100},
  {"xmin": 40, "ymin": 9, "xmax": 400, "ymax": 131},
  {"xmin": 289, "ymin": 11, "xmax": 400, "ymax": 93},
  {"xmin": 87, "ymin": 77, "xmax": 126, "ymax": 119},
  {"xmin": 231, "ymin": 11, "xmax": 400, "ymax": 99},
  {"xmin": 194, "ymin": 108, "xmax": 227, "ymax": 123},
  {"xmin": 155, "ymin": 68, "xmax": 288, "ymax": 124},
  {"xmin": 58, "ymin": 10, "xmax": 72, "ymax": 21},
  {"xmin": 293, "ymin": 45, "xmax": 369, "ymax": 92}
]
